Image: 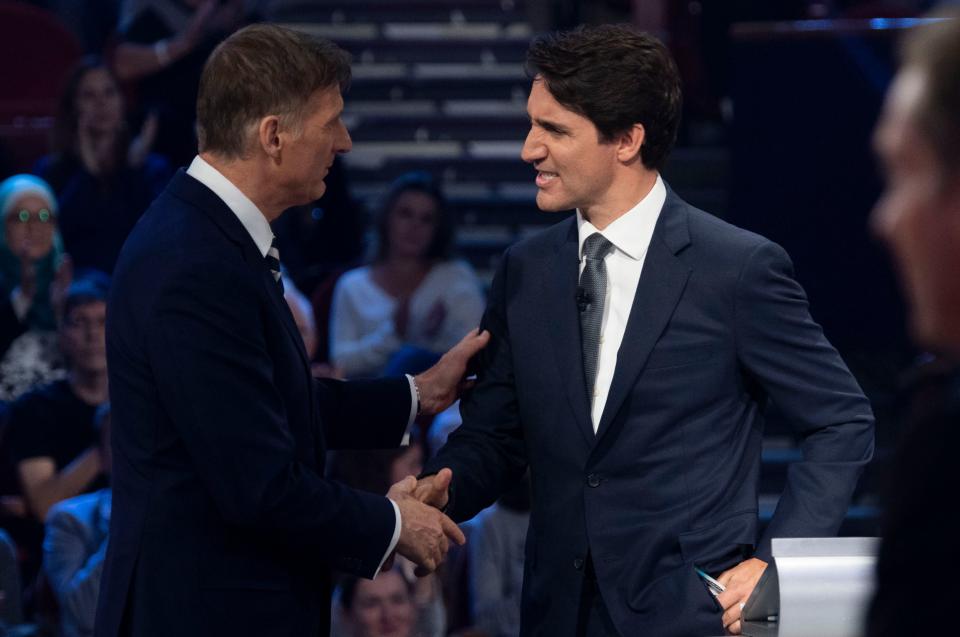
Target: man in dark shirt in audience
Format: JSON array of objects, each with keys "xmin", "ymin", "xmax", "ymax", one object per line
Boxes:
[
  {"xmin": 867, "ymin": 8, "xmax": 960, "ymax": 637},
  {"xmin": 1, "ymin": 275, "xmax": 109, "ymax": 577}
]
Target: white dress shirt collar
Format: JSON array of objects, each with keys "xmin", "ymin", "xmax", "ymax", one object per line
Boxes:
[
  {"xmin": 576, "ymin": 174, "xmax": 666, "ymax": 261},
  {"xmin": 186, "ymin": 155, "xmax": 274, "ymax": 258}
]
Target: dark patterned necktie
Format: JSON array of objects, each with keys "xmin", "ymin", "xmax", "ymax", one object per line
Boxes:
[
  {"xmin": 265, "ymin": 237, "xmax": 283, "ymax": 293},
  {"xmin": 579, "ymin": 233, "xmax": 613, "ymax": 402}
]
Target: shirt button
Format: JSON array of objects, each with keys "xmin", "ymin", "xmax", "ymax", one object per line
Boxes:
[
  {"xmin": 587, "ymin": 473, "xmax": 601, "ymax": 488},
  {"xmin": 573, "ymin": 557, "xmax": 584, "ymax": 570}
]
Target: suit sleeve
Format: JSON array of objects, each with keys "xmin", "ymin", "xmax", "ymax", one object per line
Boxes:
[
  {"xmin": 735, "ymin": 241, "xmax": 875, "ymax": 562},
  {"xmin": 315, "ymin": 376, "xmax": 411, "ymax": 450},
  {"xmin": 147, "ymin": 261, "xmax": 396, "ymax": 578},
  {"xmin": 423, "ymin": 249, "xmax": 528, "ymax": 522}
]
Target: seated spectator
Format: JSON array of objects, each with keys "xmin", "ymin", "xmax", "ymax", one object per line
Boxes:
[
  {"xmin": 469, "ymin": 473, "xmax": 531, "ymax": 637},
  {"xmin": 0, "ymin": 175, "xmax": 72, "ymax": 402},
  {"xmin": 112, "ymin": 0, "xmax": 250, "ymax": 166},
  {"xmin": 284, "ymin": 275, "xmax": 345, "ymax": 378},
  {"xmin": 0, "ymin": 528, "xmax": 24, "ymax": 627},
  {"xmin": 330, "ymin": 173, "xmax": 485, "ymax": 378},
  {"xmin": 283, "ymin": 275, "xmax": 319, "ymax": 360},
  {"xmin": 43, "ymin": 403, "xmax": 111, "ymax": 637},
  {"xmin": 35, "ymin": 57, "xmax": 172, "ymax": 274},
  {"xmin": 0, "ymin": 274, "xmax": 109, "ymax": 582},
  {"xmin": 273, "ymin": 157, "xmax": 366, "ymax": 295},
  {"xmin": 328, "ymin": 439, "xmax": 445, "ymax": 637},
  {"xmin": 335, "ymin": 568, "xmax": 418, "ymax": 637}
]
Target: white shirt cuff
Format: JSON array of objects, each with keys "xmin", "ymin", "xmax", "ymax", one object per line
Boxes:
[
  {"xmin": 373, "ymin": 499, "xmax": 403, "ymax": 578},
  {"xmin": 402, "ymin": 374, "xmax": 418, "ymax": 446}
]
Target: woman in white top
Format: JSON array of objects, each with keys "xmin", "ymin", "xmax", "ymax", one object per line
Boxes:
[{"xmin": 330, "ymin": 173, "xmax": 485, "ymax": 378}]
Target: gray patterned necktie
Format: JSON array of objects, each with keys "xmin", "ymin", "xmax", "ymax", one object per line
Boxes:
[{"xmin": 579, "ymin": 233, "xmax": 614, "ymax": 401}]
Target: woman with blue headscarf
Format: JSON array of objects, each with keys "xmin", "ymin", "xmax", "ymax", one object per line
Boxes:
[{"xmin": 0, "ymin": 174, "xmax": 73, "ymax": 400}]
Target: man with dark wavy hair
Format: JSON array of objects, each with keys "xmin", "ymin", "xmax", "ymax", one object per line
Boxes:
[
  {"xmin": 419, "ymin": 24, "xmax": 874, "ymax": 636},
  {"xmin": 868, "ymin": 9, "xmax": 960, "ymax": 637}
]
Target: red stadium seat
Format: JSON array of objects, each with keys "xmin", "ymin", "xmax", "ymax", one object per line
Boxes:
[{"xmin": 0, "ymin": 1, "xmax": 82, "ymax": 172}]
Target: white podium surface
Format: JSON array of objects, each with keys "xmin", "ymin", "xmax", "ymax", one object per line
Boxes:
[{"xmin": 772, "ymin": 537, "xmax": 878, "ymax": 637}]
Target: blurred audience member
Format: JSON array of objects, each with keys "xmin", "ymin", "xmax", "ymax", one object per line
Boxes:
[
  {"xmin": 112, "ymin": 0, "xmax": 250, "ymax": 166},
  {"xmin": 36, "ymin": 57, "xmax": 172, "ymax": 274},
  {"xmin": 867, "ymin": 8, "xmax": 960, "ymax": 637},
  {"xmin": 43, "ymin": 403, "xmax": 111, "ymax": 637},
  {"xmin": 428, "ymin": 401, "xmax": 462, "ymax": 456},
  {"xmin": 0, "ymin": 275, "xmax": 109, "ymax": 582},
  {"xmin": 329, "ymin": 438, "xmax": 445, "ymax": 637},
  {"xmin": 335, "ymin": 568, "xmax": 417, "ymax": 637},
  {"xmin": 48, "ymin": 0, "xmax": 120, "ymax": 54},
  {"xmin": 283, "ymin": 274, "xmax": 343, "ymax": 379},
  {"xmin": 284, "ymin": 275, "xmax": 319, "ymax": 357},
  {"xmin": 330, "ymin": 173, "xmax": 484, "ymax": 378},
  {"xmin": 0, "ymin": 528, "xmax": 24, "ymax": 626},
  {"xmin": 273, "ymin": 158, "xmax": 366, "ymax": 294},
  {"xmin": 469, "ymin": 473, "xmax": 530, "ymax": 637},
  {"xmin": 0, "ymin": 175, "xmax": 72, "ymax": 402}
]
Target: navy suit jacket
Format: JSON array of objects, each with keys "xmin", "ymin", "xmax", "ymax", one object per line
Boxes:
[
  {"xmin": 95, "ymin": 171, "xmax": 411, "ymax": 637},
  {"xmin": 424, "ymin": 188, "xmax": 875, "ymax": 637}
]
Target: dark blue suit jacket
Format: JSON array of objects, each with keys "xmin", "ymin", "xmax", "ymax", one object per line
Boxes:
[
  {"xmin": 424, "ymin": 188, "xmax": 875, "ymax": 636},
  {"xmin": 95, "ymin": 171, "xmax": 411, "ymax": 637}
]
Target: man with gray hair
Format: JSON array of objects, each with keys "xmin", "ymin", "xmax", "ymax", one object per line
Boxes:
[
  {"xmin": 95, "ymin": 24, "xmax": 487, "ymax": 637},
  {"xmin": 868, "ymin": 8, "xmax": 960, "ymax": 637}
]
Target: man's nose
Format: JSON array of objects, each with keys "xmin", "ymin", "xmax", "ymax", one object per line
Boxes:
[
  {"xmin": 520, "ymin": 128, "xmax": 545, "ymax": 165},
  {"xmin": 338, "ymin": 126, "xmax": 353, "ymax": 154}
]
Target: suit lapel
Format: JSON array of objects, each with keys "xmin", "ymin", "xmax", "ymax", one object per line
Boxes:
[
  {"xmin": 170, "ymin": 170, "xmax": 312, "ymax": 375},
  {"xmin": 544, "ymin": 221, "xmax": 595, "ymax": 445},
  {"xmin": 594, "ymin": 190, "xmax": 692, "ymax": 442},
  {"xmin": 262, "ymin": 272, "xmax": 312, "ymax": 374}
]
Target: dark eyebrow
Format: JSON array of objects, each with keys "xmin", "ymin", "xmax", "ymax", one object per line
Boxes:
[
  {"xmin": 532, "ymin": 117, "xmax": 569, "ymax": 135},
  {"xmin": 325, "ymin": 107, "xmax": 343, "ymax": 127}
]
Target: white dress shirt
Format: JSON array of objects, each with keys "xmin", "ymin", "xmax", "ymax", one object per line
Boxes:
[
  {"xmin": 186, "ymin": 156, "xmax": 406, "ymax": 576},
  {"xmin": 577, "ymin": 175, "xmax": 666, "ymax": 431}
]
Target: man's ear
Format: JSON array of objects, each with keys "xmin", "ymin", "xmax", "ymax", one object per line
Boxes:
[
  {"xmin": 258, "ymin": 115, "xmax": 283, "ymax": 159},
  {"xmin": 616, "ymin": 123, "xmax": 645, "ymax": 164}
]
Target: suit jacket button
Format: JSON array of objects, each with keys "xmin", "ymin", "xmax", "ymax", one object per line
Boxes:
[
  {"xmin": 574, "ymin": 557, "xmax": 584, "ymax": 570},
  {"xmin": 587, "ymin": 473, "xmax": 601, "ymax": 488}
]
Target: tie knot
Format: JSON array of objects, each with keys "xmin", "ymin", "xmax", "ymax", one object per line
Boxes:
[
  {"xmin": 583, "ymin": 233, "xmax": 613, "ymax": 261},
  {"xmin": 265, "ymin": 237, "xmax": 282, "ymax": 288}
]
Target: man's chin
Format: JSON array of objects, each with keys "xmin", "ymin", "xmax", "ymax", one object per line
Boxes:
[
  {"xmin": 313, "ymin": 181, "xmax": 328, "ymax": 200},
  {"xmin": 535, "ymin": 191, "xmax": 572, "ymax": 213}
]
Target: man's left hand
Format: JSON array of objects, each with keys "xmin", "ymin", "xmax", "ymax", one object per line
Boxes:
[
  {"xmin": 414, "ymin": 329, "xmax": 489, "ymax": 415},
  {"xmin": 716, "ymin": 557, "xmax": 767, "ymax": 635}
]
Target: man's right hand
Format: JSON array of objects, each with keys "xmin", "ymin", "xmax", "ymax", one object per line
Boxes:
[
  {"xmin": 388, "ymin": 475, "xmax": 465, "ymax": 574},
  {"xmin": 413, "ymin": 467, "xmax": 453, "ymax": 510}
]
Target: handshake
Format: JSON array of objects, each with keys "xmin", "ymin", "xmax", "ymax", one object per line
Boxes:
[{"xmin": 386, "ymin": 467, "xmax": 460, "ymax": 575}]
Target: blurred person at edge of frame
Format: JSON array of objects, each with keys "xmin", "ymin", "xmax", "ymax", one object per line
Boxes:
[{"xmin": 867, "ymin": 8, "xmax": 960, "ymax": 637}]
